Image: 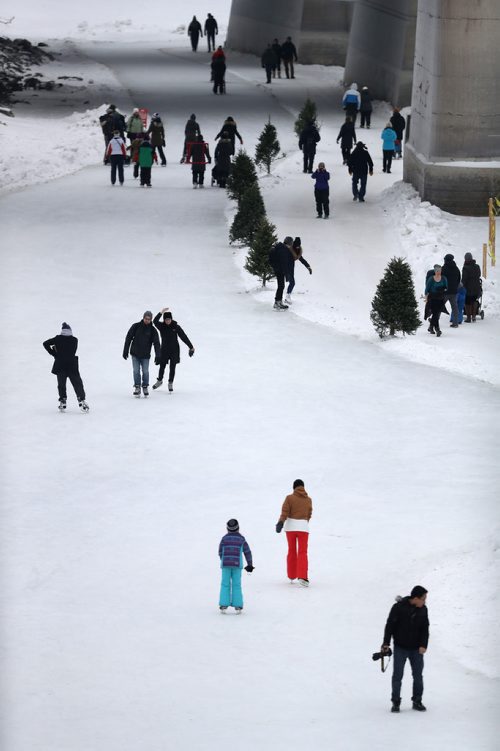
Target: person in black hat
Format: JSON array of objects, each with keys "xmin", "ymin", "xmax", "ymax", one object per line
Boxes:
[
  {"xmin": 268, "ymin": 236, "xmax": 294, "ymax": 310},
  {"xmin": 347, "ymin": 141, "xmax": 373, "ymax": 202},
  {"xmin": 275, "ymin": 479, "xmax": 313, "ymax": 586},
  {"xmin": 123, "ymin": 311, "xmax": 160, "ymax": 397},
  {"xmin": 43, "ymin": 323, "xmax": 89, "ymax": 412},
  {"xmin": 285, "ymin": 237, "xmax": 312, "ymax": 305},
  {"xmin": 218, "ymin": 519, "xmax": 254, "ymax": 612},
  {"xmin": 152, "ymin": 308, "xmax": 194, "ymax": 392},
  {"xmin": 381, "ymin": 586, "xmax": 429, "ymax": 713}
]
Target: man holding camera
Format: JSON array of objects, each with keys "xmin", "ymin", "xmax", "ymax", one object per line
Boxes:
[{"xmin": 381, "ymin": 585, "xmax": 429, "ymax": 713}]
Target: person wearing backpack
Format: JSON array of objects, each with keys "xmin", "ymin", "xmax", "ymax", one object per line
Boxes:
[
  {"xmin": 105, "ymin": 129, "xmax": 127, "ymax": 185},
  {"xmin": 138, "ymin": 134, "xmax": 156, "ymax": 187},
  {"xmin": 299, "ymin": 120, "xmax": 321, "ymax": 173},
  {"xmin": 269, "ymin": 236, "xmax": 293, "ymax": 310},
  {"xmin": 147, "ymin": 113, "xmax": 166, "ymax": 166}
]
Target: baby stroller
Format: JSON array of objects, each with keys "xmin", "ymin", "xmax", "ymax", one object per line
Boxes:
[{"xmin": 475, "ymin": 281, "xmax": 485, "ymax": 320}]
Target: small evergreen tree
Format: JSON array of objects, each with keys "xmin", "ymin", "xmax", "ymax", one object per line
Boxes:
[
  {"xmin": 226, "ymin": 150, "xmax": 258, "ymax": 203},
  {"xmin": 370, "ymin": 257, "xmax": 421, "ymax": 338},
  {"xmin": 244, "ymin": 218, "xmax": 277, "ymax": 286},
  {"xmin": 255, "ymin": 119, "xmax": 280, "ymax": 174},
  {"xmin": 229, "ymin": 183, "xmax": 266, "ymax": 245},
  {"xmin": 294, "ymin": 98, "xmax": 319, "ymax": 137}
]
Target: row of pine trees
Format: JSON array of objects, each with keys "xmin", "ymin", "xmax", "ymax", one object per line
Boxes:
[{"xmin": 226, "ymin": 99, "xmax": 421, "ymax": 338}]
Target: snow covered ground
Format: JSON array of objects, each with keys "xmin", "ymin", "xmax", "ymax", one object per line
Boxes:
[{"xmin": 1, "ymin": 4, "xmax": 499, "ymax": 750}]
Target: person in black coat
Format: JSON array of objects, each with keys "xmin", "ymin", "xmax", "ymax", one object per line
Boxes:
[
  {"xmin": 204, "ymin": 14, "xmax": 218, "ymax": 52},
  {"xmin": 462, "ymin": 252, "xmax": 482, "ymax": 322},
  {"xmin": 269, "ymin": 236, "xmax": 294, "ymax": 310},
  {"xmin": 271, "ymin": 38, "xmax": 282, "ymax": 78},
  {"xmin": 281, "ymin": 36, "xmax": 298, "ymax": 79},
  {"xmin": 123, "ymin": 311, "xmax": 161, "ymax": 397},
  {"xmin": 181, "ymin": 114, "xmax": 201, "ymax": 163},
  {"xmin": 390, "ymin": 107, "xmax": 406, "ymax": 158},
  {"xmin": 189, "ymin": 133, "xmax": 211, "ymax": 187},
  {"xmin": 188, "ymin": 16, "xmax": 203, "ymax": 51},
  {"xmin": 215, "ymin": 117, "xmax": 243, "ymax": 154},
  {"xmin": 211, "ymin": 50, "xmax": 226, "ymax": 95},
  {"xmin": 152, "ymin": 309, "xmax": 195, "ymax": 391},
  {"xmin": 213, "ymin": 131, "xmax": 232, "ymax": 187},
  {"xmin": 441, "ymin": 253, "xmax": 461, "ymax": 327},
  {"xmin": 347, "ymin": 141, "xmax": 373, "ymax": 202},
  {"xmin": 336, "ymin": 116, "xmax": 357, "ymax": 165},
  {"xmin": 43, "ymin": 322, "xmax": 88, "ymax": 411},
  {"xmin": 382, "ymin": 585, "xmax": 429, "ymax": 713},
  {"xmin": 99, "ymin": 105, "xmax": 126, "ymax": 163},
  {"xmin": 261, "ymin": 44, "xmax": 277, "ymax": 84},
  {"xmin": 299, "ymin": 121, "xmax": 321, "ymax": 173},
  {"xmin": 359, "ymin": 86, "xmax": 372, "ymax": 128}
]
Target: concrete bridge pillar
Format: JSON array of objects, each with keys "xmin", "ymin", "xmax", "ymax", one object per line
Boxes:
[
  {"xmin": 226, "ymin": 0, "xmax": 305, "ymax": 56},
  {"xmin": 404, "ymin": 0, "xmax": 500, "ymax": 215},
  {"xmin": 343, "ymin": 0, "xmax": 417, "ymax": 106}
]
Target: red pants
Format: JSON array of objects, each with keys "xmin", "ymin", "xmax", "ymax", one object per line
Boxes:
[{"xmin": 286, "ymin": 531, "xmax": 309, "ymax": 580}]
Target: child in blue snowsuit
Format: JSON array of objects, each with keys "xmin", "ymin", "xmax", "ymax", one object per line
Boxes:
[
  {"xmin": 219, "ymin": 519, "xmax": 253, "ymax": 612},
  {"xmin": 453, "ymin": 283, "xmax": 466, "ymax": 324}
]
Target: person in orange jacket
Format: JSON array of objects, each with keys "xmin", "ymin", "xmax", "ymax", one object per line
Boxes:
[{"xmin": 275, "ymin": 479, "xmax": 313, "ymax": 586}]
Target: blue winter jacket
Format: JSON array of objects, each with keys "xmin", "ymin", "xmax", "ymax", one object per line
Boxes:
[
  {"xmin": 381, "ymin": 127, "xmax": 397, "ymax": 150},
  {"xmin": 219, "ymin": 533, "xmax": 253, "ymax": 569},
  {"xmin": 311, "ymin": 169, "xmax": 330, "ymax": 190}
]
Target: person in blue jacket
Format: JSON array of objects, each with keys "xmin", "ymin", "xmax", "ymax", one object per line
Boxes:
[
  {"xmin": 381, "ymin": 123, "xmax": 397, "ymax": 173},
  {"xmin": 453, "ymin": 283, "xmax": 466, "ymax": 324},
  {"xmin": 311, "ymin": 162, "xmax": 330, "ymax": 218},
  {"xmin": 219, "ymin": 519, "xmax": 254, "ymax": 612}
]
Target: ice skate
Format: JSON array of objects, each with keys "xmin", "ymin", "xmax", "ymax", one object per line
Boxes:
[
  {"xmin": 168, "ymin": 382, "xmax": 173, "ymax": 392},
  {"xmin": 142, "ymin": 386, "xmax": 149, "ymax": 397},
  {"xmin": 133, "ymin": 385, "xmax": 141, "ymax": 397},
  {"xmin": 412, "ymin": 700, "xmax": 426, "ymax": 712},
  {"xmin": 298, "ymin": 578, "xmax": 309, "ymax": 587},
  {"xmin": 273, "ymin": 301, "xmax": 289, "ymax": 311},
  {"xmin": 219, "ymin": 606, "xmax": 228, "ymax": 613},
  {"xmin": 152, "ymin": 379, "xmax": 163, "ymax": 390},
  {"xmin": 78, "ymin": 400, "xmax": 90, "ymax": 413},
  {"xmin": 58, "ymin": 399, "xmax": 67, "ymax": 411},
  {"xmin": 285, "ymin": 294, "xmax": 293, "ymax": 305}
]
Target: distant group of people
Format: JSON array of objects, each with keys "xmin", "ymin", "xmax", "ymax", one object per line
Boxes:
[
  {"xmin": 261, "ymin": 37, "xmax": 298, "ymax": 82},
  {"xmin": 187, "ymin": 14, "xmax": 219, "ymax": 52},
  {"xmin": 425, "ymin": 252, "xmax": 482, "ymax": 336}
]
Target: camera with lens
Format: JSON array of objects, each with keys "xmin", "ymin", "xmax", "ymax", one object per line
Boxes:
[{"xmin": 372, "ymin": 647, "xmax": 392, "ymax": 661}]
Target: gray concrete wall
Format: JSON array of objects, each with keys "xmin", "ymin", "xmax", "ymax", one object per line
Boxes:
[
  {"xmin": 408, "ymin": 0, "xmax": 500, "ymax": 159},
  {"xmin": 226, "ymin": 0, "xmax": 305, "ymax": 56},
  {"xmin": 405, "ymin": 0, "xmax": 500, "ymax": 215},
  {"xmin": 343, "ymin": 0, "xmax": 417, "ymax": 105},
  {"xmin": 299, "ymin": 0, "xmax": 354, "ymax": 65},
  {"xmin": 404, "ymin": 146, "xmax": 500, "ymax": 216}
]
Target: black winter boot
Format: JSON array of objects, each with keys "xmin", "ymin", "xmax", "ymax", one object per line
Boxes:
[
  {"xmin": 412, "ymin": 698, "xmax": 427, "ymax": 711},
  {"xmin": 391, "ymin": 699, "xmax": 401, "ymax": 713}
]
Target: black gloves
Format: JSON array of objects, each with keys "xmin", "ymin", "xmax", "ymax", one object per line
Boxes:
[
  {"xmin": 245, "ymin": 565, "xmax": 254, "ymax": 573},
  {"xmin": 189, "ymin": 349, "xmax": 194, "ymax": 357},
  {"xmin": 123, "ymin": 354, "xmax": 128, "ymax": 360},
  {"xmin": 276, "ymin": 521, "xmax": 284, "ymax": 533},
  {"xmin": 308, "ymin": 267, "xmax": 312, "ymax": 275},
  {"xmin": 154, "ymin": 357, "xmax": 160, "ymax": 365}
]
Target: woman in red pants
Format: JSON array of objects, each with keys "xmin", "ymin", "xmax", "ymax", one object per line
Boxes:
[{"xmin": 276, "ymin": 479, "xmax": 313, "ymax": 586}]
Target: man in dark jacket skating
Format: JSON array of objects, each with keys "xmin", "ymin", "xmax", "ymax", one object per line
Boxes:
[
  {"xmin": 390, "ymin": 107, "xmax": 406, "ymax": 158},
  {"xmin": 299, "ymin": 120, "xmax": 321, "ymax": 173},
  {"xmin": 188, "ymin": 16, "xmax": 203, "ymax": 51},
  {"xmin": 43, "ymin": 322, "xmax": 89, "ymax": 412},
  {"xmin": 381, "ymin": 585, "xmax": 429, "ymax": 713},
  {"xmin": 204, "ymin": 14, "xmax": 218, "ymax": 52},
  {"xmin": 147, "ymin": 113, "xmax": 166, "ymax": 166},
  {"xmin": 152, "ymin": 308, "xmax": 194, "ymax": 392},
  {"xmin": 269, "ymin": 236, "xmax": 294, "ymax": 310},
  {"xmin": 347, "ymin": 141, "xmax": 373, "ymax": 202},
  {"xmin": 336, "ymin": 116, "xmax": 356, "ymax": 165},
  {"xmin": 123, "ymin": 311, "xmax": 160, "ymax": 397}
]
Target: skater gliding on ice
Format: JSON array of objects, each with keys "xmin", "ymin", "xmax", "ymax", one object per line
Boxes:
[
  {"xmin": 189, "ymin": 133, "xmax": 211, "ymax": 188},
  {"xmin": 269, "ymin": 236, "xmax": 294, "ymax": 310},
  {"xmin": 275, "ymin": 479, "xmax": 312, "ymax": 586},
  {"xmin": 381, "ymin": 586, "xmax": 429, "ymax": 713},
  {"xmin": 188, "ymin": 16, "xmax": 203, "ymax": 51},
  {"xmin": 106, "ymin": 130, "xmax": 127, "ymax": 186},
  {"xmin": 285, "ymin": 237, "xmax": 312, "ymax": 305},
  {"xmin": 123, "ymin": 311, "xmax": 160, "ymax": 397},
  {"xmin": 152, "ymin": 308, "xmax": 194, "ymax": 392},
  {"xmin": 43, "ymin": 322, "xmax": 89, "ymax": 412},
  {"xmin": 219, "ymin": 519, "xmax": 254, "ymax": 613}
]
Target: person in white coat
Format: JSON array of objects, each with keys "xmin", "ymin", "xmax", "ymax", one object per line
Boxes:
[{"xmin": 342, "ymin": 82, "xmax": 361, "ymax": 124}]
